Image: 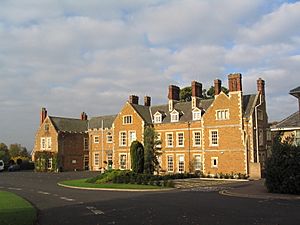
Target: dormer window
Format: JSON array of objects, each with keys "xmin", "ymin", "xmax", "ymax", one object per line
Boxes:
[
  {"xmin": 153, "ymin": 112, "xmax": 162, "ymax": 124},
  {"xmin": 170, "ymin": 110, "xmax": 179, "ymax": 122},
  {"xmin": 192, "ymin": 108, "xmax": 201, "ymax": 121}
]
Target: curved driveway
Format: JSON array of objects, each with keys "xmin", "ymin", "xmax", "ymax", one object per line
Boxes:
[{"xmin": 1, "ymin": 171, "xmax": 299, "ymax": 225}]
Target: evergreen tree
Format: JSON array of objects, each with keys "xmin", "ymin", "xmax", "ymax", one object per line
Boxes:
[
  {"xmin": 144, "ymin": 126, "xmax": 161, "ymax": 174},
  {"xmin": 130, "ymin": 141, "xmax": 144, "ymax": 173}
]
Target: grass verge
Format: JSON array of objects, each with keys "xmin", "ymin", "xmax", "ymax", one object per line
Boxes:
[
  {"xmin": 0, "ymin": 191, "xmax": 36, "ymax": 225},
  {"xmin": 59, "ymin": 178, "xmax": 167, "ymax": 189}
]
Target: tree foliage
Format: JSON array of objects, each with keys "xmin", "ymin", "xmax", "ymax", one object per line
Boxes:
[
  {"xmin": 143, "ymin": 126, "xmax": 161, "ymax": 174},
  {"xmin": 179, "ymin": 85, "xmax": 229, "ymax": 101},
  {"xmin": 130, "ymin": 141, "xmax": 144, "ymax": 173},
  {"xmin": 0, "ymin": 143, "xmax": 10, "ymax": 163},
  {"xmin": 9, "ymin": 144, "xmax": 29, "ymax": 158},
  {"xmin": 265, "ymin": 134, "xmax": 300, "ymax": 194}
]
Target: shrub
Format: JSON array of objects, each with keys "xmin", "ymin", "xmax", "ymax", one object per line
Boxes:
[{"xmin": 265, "ymin": 135, "xmax": 300, "ymax": 194}]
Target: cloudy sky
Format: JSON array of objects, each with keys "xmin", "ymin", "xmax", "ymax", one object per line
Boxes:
[{"xmin": 0, "ymin": 0, "xmax": 300, "ymax": 151}]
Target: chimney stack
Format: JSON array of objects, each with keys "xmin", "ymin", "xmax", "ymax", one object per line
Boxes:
[
  {"xmin": 192, "ymin": 81, "xmax": 202, "ymax": 108},
  {"xmin": 168, "ymin": 85, "xmax": 180, "ymax": 111},
  {"xmin": 214, "ymin": 79, "xmax": 222, "ymax": 96},
  {"xmin": 228, "ymin": 73, "xmax": 242, "ymax": 92},
  {"xmin": 257, "ymin": 78, "xmax": 265, "ymax": 96},
  {"xmin": 168, "ymin": 85, "xmax": 180, "ymax": 101},
  {"xmin": 144, "ymin": 96, "xmax": 151, "ymax": 107},
  {"xmin": 129, "ymin": 95, "xmax": 139, "ymax": 105},
  {"xmin": 81, "ymin": 112, "xmax": 88, "ymax": 121},
  {"xmin": 192, "ymin": 81, "xmax": 202, "ymax": 98},
  {"xmin": 40, "ymin": 107, "xmax": 47, "ymax": 125}
]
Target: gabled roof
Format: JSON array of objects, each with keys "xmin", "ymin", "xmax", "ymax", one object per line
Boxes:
[
  {"xmin": 242, "ymin": 94, "xmax": 257, "ymax": 118},
  {"xmin": 89, "ymin": 115, "xmax": 117, "ymax": 129},
  {"xmin": 289, "ymin": 86, "xmax": 300, "ymax": 98},
  {"xmin": 271, "ymin": 111, "xmax": 300, "ymax": 129},
  {"xmin": 150, "ymin": 99, "xmax": 213, "ymax": 124},
  {"xmin": 49, "ymin": 116, "xmax": 88, "ymax": 133},
  {"xmin": 130, "ymin": 103, "xmax": 152, "ymax": 124}
]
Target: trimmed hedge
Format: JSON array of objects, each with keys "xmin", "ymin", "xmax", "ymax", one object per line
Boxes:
[{"xmin": 86, "ymin": 170, "xmax": 200, "ymax": 188}]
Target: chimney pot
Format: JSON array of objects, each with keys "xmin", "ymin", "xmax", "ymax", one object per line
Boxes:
[
  {"xmin": 81, "ymin": 112, "xmax": 88, "ymax": 120},
  {"xmin": 214, "ymin": 79, "xmax": 222, "ymax": 96},
  {"xmin": 129, "ymin": 95, "xmax": 139, "ymax": 105},
  {"xmin": 40, "ymin": 107, "xmax": 47, "ymax": 125},
  {"xmin": 257, "ymin": 78, "xmax": 265, "ymax": 96},
  {"xmin": 228, "ymin": 73, "xmax": 242, "ymax": 92},
  {"xmin": 192, "ymin": 81, "xmax": 203, "ymax": 98},
  {"xmin": 144, "ymin": 96, "xmax": 151, "ymax": 107},
  {"xmin": 168, "ymin": 85, "xmax": 180, "ymax": 101}
]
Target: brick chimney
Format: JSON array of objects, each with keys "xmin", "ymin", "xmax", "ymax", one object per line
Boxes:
[
  {"xmin": 81, "ymin": 112, "xmax": 88, "ymax": 120},
  {"xmin": 168, "ymin": 85, "xmax": 180, "ymax": 101},
  {"xmin": 144, "ymin": 96, "xmax": 151, "ymax": 107},
  {"xmin": 168, "ymin": 85, "xmax": 180, "ymax": 111},
  {"xmin": 129, "ymin": 95, "xmax": 139, "ymax": 105},
  {"xmin": 214, "ymin": 79, "xmax": 222, "ymax": 96},
  {"xmin": 192, "ymin": 81, "xmax": 202, "ymax": 108},
  {"xmin": 257, "ymin": 78, "xmax": 265, "ymax": 96},
  {"xmin": 228, "ymin": 73, "xmax": 242, "ymax": 92},
  {"xmin": 40, "ymin": 107, "xmax": 47, "ymax": 125}
]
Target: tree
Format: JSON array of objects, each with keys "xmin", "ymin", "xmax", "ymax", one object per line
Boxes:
[
  {"xmin": 180, "ymin": 86, "xmax": 192, "ymax": 102},
  {"xmin": 0, "ymin": 143, "xmax": 10, "ymax": 163},
  {"xmin": 9, "ymin": 144, "xmax": 30, "ymax": 159},
  {"xmin": 130, "ymin": 141, "xmax": 144, "ymax": 173},
  {"xmin": 144, "ymin": 126, "xmax": 161, "ymax": 174},
  {"xmin": 180, "ymin": 85, "xmax": 229, "ymax": 101},
  {"xmin": 265, "ymin": 134, "xmax": 300, "ymax": 194}
]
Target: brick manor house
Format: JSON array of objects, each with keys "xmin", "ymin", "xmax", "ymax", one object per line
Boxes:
[{"xmin": 32, "ymin": 73, "xmax": 269, "ymax": 178}]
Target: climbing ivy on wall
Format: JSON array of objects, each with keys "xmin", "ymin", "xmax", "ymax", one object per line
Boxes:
[{"xmin": 34, "ymin": 151, "xmax": 58, "ymax": 172}]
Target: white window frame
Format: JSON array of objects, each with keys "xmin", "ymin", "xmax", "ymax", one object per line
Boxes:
[
  {"xmin": 194, "ymin": 155, "xmax": 202, "ymax": 171},
  {"xmin": 41, "ymin": 138, "xmax": 46, "ymax": 150},
  {"xmin": 119, "ymin": 131, "xmax": 127, "ymax": 147},
  {"xmin": 210, "ymin": 130, "xmax": 219, "ymax": 146},
  {"xmin": 216, "ymin": 109, "xmax": 229, "ymax": 120},
  {"xmin": 192, "ymin": 110, "xmax": 201, "ymax": 121},
  {"xmin": 193, "ymin": 131, "xmax": 201, "ymax": 147},
  {"xmin": 94, "ymin": 136, "xmax": 99, "ymax": 144},
  {"xmin": 178, "ymin": 155, "xmax": 185, "ymax": 173},
  {"xmin": 154, "ymin": 113, "xmax": 162, "ymax": 124},
  {"xmin": 211, "ymin": 157, "xmax": 218, "ymax": 168},
  {"xmin": 94, "ymin": 153, "xmax": 100, "ymax": 166},
  {"xmin": 123, "ymin": 115, "xmax": 133, "ymax": 124},
  {"xmin": 167, "ymin": 155, "xmax": 174, "ymax": 172},
  {"xmin": 128, "ymin": 130, "xmax": 137, "ymax": 144},
  {"xmin": 166, "ymin": 133, "xmax": 173, "ymax": 147},
  {"xmin": 176, "ymin": 132, "xmax": 184, "ymax": 147},
  {"xmin": 119, "ymin": 154, "xmax": 127, "ymax": 170},
  {"xmin": 46, "ymin": 137, "xmax": 51, "ymax": 150},
  {"xmin": 47, "ymin": 158, "xmax": 52, "ymax": 169},
  {"xmin": 170, "ymin": 110, "xmax": 179, "ymax": 122},
  {"xmin": 106, "ymin": 133, "xmax": 113, "ymax": 143}
]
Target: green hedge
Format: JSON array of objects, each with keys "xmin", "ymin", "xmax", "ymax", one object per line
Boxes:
[
  {"xmin": 265, "ymin": 135, "xmax": 300, "ymax": 194},
  {"xmin": 86, "ymin": 170, "xmax": 200, "ymax": 187}
]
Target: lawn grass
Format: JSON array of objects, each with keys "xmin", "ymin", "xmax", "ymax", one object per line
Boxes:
[
  {"xmin": 0, "ymin": 191, "xmax": 36, "ymax": 225},
  {"xmin": 59, "ymin": 178, "xmax": 166, "ymax": 189}
]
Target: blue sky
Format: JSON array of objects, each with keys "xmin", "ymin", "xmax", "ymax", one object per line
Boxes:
[{"xmin": 0, "ymin": 0, "xmax": 300, "ymax": 151}]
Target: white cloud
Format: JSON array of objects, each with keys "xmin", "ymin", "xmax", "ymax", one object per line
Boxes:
[{"xmin": 0, "ymin": 0, "xmax": 299, "ymax": 150}]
